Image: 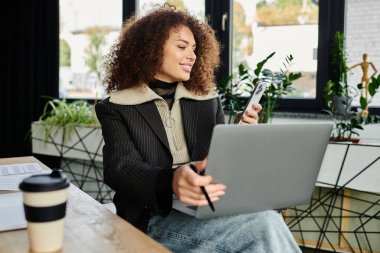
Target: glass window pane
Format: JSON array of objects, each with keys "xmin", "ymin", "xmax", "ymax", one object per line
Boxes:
[
  {"xmin": 137, "ymin": 0, "xmax": 205, "ymax": 22},
  {"xmin": 59, "ymin": 0, "xmax": 122, "ymax": 99},
  {"xmin": 232, "ymin": 0, "xmax": 319, "ymax": 99},
  {"xmin": 346, "ymin": 0, "xmax": 380, "ymax": 108}
]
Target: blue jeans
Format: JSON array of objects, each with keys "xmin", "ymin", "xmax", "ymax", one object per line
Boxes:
[{"xmin": 148, "ymin": 210, "xmax": 301, "ymax": 253}]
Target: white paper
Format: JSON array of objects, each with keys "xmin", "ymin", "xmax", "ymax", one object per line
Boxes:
[
  {"xmin": 0, "ymin": 192, "xmax": 27, "ymax": 231},
  {"xmin": 0, "ymin": 162, "xmax": 43, "ymax": 175},
  {"xmin": 0, "ymin": 163, "xmax": 48, "ymax": 191},
  {"xmin": 0, "ymin": 162, "xmax": 49, "ymax": 231}
]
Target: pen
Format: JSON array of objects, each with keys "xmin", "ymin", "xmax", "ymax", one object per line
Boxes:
[{"xmin": 190, "ymin": 163, "xmax": 215, "ymax": 212}]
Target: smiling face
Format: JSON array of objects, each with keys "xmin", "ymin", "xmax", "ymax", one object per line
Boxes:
[{"xmin": 154, "ymin": 25, "xmax": 197, "ymax": 83}]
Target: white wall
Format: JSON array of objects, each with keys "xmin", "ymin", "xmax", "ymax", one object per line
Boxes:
[{"xmin": 346, "ymin": 0, "xmax": 380, "ymax": 107}]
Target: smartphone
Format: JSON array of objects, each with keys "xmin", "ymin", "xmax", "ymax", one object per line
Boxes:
[{"xmin": 239, "ymin": 80, "xmax": 267, "ymax": 124}]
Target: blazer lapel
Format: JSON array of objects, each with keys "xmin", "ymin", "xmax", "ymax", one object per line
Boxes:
[
  {"xmin": 181, "ymin": 99, "xmax": 199, "ymax": 158},
  {"xmin": 134, "ymin": 102, "xmax": 170, "ymax": 152}
]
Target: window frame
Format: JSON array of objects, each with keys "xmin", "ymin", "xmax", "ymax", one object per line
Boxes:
[
  {"xmin": 205, "ymin": 0, "xmax": 232, "ymax": 85},
  {"xmin": 207, "ymin": 0, "xmax": 347, "ymax": 113},
  {"xmin": 122, "ymin": 0, "xmax": 135, "ymax": 21}
]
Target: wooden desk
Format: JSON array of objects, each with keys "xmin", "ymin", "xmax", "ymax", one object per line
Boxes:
[{"xmin": 0, "ymin": 156, "xmax": 170, "ymax": 253}]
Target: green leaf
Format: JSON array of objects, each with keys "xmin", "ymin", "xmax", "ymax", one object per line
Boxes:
[
  {"xmin": 371, "ymin": 75, "xmax": 380, "ymax": 88},
  {"xmin": 289, "ymin": 72, "xmax": 302, "ymax": 81},
  {"xmin": 350, "ymin": 118, "xmax": 358, "ymax": 127},
  {"xmin": 238, "ymin": 63, "xmax": 247, "ymax": 76},
  {"xmin": 254, "ymin": 52, "xmax": 275, "ymax": 76},
  {"xmin": 368, "ymin": 81, "xmax": 378, "ymax": 97},
  {"xmin": 359, "ymin": 96, "xmax": 368, "ymax": 109}
]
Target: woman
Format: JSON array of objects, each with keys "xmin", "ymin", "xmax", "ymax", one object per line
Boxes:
[{"xmin": 96, "ymin": 4, "xmax": 301, "ymax": 253}]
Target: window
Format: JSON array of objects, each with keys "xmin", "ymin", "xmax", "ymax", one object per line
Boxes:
[
  {"xmin": 345, "ymin": 0, "xmax": 380, "ymax": 108},
  {"xmin": 232, "ymin": 0, "xmax": 319, "ymax": 99},
  {"xmin": 58, "ymin": 0, "xmax": 344, "ymax": 113},
  {"xmin": 59, "ymin": 0, "xmax": 122, "ymax": 99}
]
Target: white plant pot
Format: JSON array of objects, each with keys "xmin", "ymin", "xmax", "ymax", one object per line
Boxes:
[{"xmin": 31, "ymin": 122, "xmax": 104, "ymax": 162}]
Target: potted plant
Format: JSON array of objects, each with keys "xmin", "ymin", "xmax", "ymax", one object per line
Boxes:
[
  {"xmin": 324, "ymin": 32, "xmax": 380, "ymax": 141},
  {"xmin": 31, "ymin": 98, "xmax": 114, "ymax": 203},
  {"xmin": 218, "ymin": 52, "xmax": 301, "ymax": 123},
  {"xmin": 31, "ymin": 98, "xmax": 103, "ymax": 161},
  {"xmin": 325, "ymin": 32, "xmax": 354, "ymax": 114}
]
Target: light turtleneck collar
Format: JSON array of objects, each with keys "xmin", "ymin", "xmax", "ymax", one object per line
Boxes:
[{"xmin": 109, "ymin": 82, "xmax": 218, "ymax": 105}]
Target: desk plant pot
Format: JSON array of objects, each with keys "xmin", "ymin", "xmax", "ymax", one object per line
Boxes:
[
  {"xmin": 30, "ymin": 99, "xmax": 112, "ymax": 203},
  {"xmin": 31, "ymin": 99, "xmax": 102, "ymax": 161},
  {"xmin": 31, "ymin": 122, "xmax": 103, "ymax": 162}
]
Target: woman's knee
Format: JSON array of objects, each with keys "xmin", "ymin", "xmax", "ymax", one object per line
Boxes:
[
  {"xmin": 253, "ymin": 210, "xmax": 284, "ymax": 227},
  {"xmin": 243, "ymin": 210, "xmax": 290, "ymax": 239}
]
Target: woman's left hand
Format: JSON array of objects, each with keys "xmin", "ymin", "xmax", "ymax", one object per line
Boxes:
[{"xmin": 240, "ymin": 103, "xmax": 262, "ymax": 125}]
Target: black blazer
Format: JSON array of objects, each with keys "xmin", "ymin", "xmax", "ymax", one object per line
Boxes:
[{"xmin": 95, "ymin": 96, "xmax": 225, "ymax": 232}]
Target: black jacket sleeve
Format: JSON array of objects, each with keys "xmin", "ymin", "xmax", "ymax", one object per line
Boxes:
[
  {"xmin": 216, "ymin": 96, "xmax": 226, "ymax": 125},
  {"xmin": 95, "ymin": 101, "xmax": 173, "ymax": 216}
]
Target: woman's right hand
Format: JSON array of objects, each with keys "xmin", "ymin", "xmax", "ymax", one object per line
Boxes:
[{"xmin": 172, "ymin": 162, "xmax": 226, "ymax": 206}]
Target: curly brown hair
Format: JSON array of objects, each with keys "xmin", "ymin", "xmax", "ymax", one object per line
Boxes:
[{"xmin": 103, "ymin": 4, "xmax": 221, "ymax": 95}]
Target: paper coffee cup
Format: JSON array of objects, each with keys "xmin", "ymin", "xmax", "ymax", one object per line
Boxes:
[{"xmin": 19, "ymin": 170, "xmax": 70, "ymax": 253}]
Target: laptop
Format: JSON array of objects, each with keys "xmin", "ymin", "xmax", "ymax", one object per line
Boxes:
[{"xmin": 173, "ymin": 123, "xmax": 333, "ymax": 218}]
